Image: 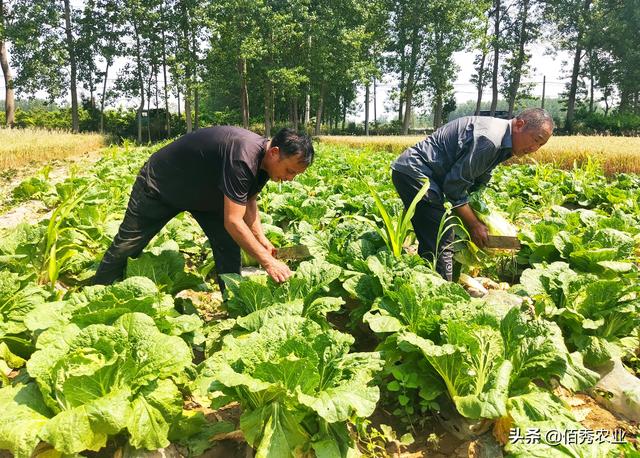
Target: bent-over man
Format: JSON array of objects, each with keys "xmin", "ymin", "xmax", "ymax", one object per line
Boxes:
[
  {"xmin": 92, "ymin": 126, "xmax": 313, "ymax": 289},
  {"xmin": 391, "ymin": 108, "xmax": 554, "ymax": 280}
]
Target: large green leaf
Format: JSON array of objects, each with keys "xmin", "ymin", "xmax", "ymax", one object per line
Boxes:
[
  {"xmin": 26, "ymin": 313, "xmax": 191, "ymax": 453},
  {"xmin": 126, "ymin": 241, "xmax": 205, "ymax": 294},
  {"xmin": 127, "ymin": 379, "xmax": 183, "ymax": 450},
  {"xmin": 0, "ymin": 383, "xmax": 52, "ymax": 458}
]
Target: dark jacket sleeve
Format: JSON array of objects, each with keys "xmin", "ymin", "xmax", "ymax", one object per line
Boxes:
[
  {"xmin": 442, "ymin": 136, "xmax": 498, "ymax": 207},
  {"xmin": 468, "ymin": 169, "xmax": 493, "ymax": 193}
]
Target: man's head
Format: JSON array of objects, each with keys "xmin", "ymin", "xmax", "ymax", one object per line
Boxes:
[
  {"xmin": 510, "ymin": 108, "xmax": 554, "ymax": 157},
  {"xmin": 262, "ymin": 128, "xmax": 314, "ymax": 182}
]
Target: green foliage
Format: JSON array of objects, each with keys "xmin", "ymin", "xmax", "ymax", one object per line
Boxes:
[
  {"xmin": 0, "ymin": 142, "xmax": 638, "ymax": 457},
  {"xmin": 516, "ymin": 262, "xmax": 640, "ymax": 367},
  {"xmin": 125, "ymin": 241, "xmax": 206, "ymax": 295},
  {"xmin": 195, "ymin": 314, "xmax": 383, "ymax": 457},
  {"xmin": 358, "ymin": 177, "xmax": 430, "ymax": 258},
  {"xmin": 0, "ymin": 313, "xmax": 193, "ymax": 456},
  {"xmin": 575, "ymin": 110, "xmax": 640, "ymax": 136},
  {"xmin": 220, "ymin": 259, "xmax": 343, "ymax": 331}
]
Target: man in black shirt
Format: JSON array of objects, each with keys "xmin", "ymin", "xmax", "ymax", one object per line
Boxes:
[{"xmin": 92, "ymin": 126, "xmax": 314, "ymax": 288}]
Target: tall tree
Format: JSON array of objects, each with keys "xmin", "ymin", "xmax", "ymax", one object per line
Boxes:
[
  {"xmin": 386, "ymin": 0, "xmax": 430, "ymax": 134},
  {"xmin": 8, "ymin": 1, "xmax": 78, "ymax": 127},
  {"xmin": 594, "ymin": 0, "xmax": 640, "ymax": 113},
  {"xmin": 387, "ymin": 0, "xmax": 485, "ymax": 132},
  {"xmin": 425, "ymin": 0, "xmax": 487, "ymax": 128},
  {"xmin": 500, "ymin": 0, "xmax": 540, "ymax": 117},
  {"xmin": 63, "ymin": 0, "xmax": 79, "ymax": 132},
  {"xmin": 546, "ymin": 0, "xmax": 594, "ymax": 131},
  {"xmin": 470, "ymin": 13, "xmax": 491, "ymax": 115},
  {"xmin": 309, "ymin": 0, "xmax": 370, "ymax": 135},
  {"xmin": 488, "ymin": 0, "xmax": 509, "ymax": 115},
  {"xmin": 0, "ymin": 0, "xmax": 15, "ymax": 126}
]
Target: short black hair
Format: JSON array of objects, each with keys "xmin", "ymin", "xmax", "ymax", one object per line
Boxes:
[
  {"xmin": 517, "ymin": 108, "xmax": 555, "ymax": 131},
  {"xmin": 270, "ymin": 128, "xmax": 315, "ymax": 166}
]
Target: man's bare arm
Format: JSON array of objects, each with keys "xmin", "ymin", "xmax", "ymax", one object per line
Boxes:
[
  {"xmin": 244, "ymin": 196, "xmax": 273, "ymax": 252},
  {"xmin": 224, "ymin": 196, "xmax": 291, "ymax": 282}
]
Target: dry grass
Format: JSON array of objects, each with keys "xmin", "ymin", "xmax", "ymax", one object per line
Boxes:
[
  {"xmin": 0, "ymin": 128, "xmax": 106, "ymax": 170},
  {"xmin": 319, "ymin": 135, "xmax": 640, "ymax": 175},
  {"xmin": 512, "ymin": 136, "xmax": 640, "ymax": 175}
]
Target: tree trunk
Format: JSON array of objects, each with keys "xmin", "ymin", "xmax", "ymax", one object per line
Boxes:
[
  {"xmin": 146, "ymin": 74, "xmax": 152, "ymax": 142},
  {"xmin": 63, "ymin": 0, "xmax": 79, "ymax": 133},
  {"xmin": 304, "ymin": 89, "xmax": 310, "ymax": 126},
  {"xmin": 194, "ymin": 84, "xmax": 199, "ymax": 130},
  {"xmin": 0, "ymin": 0, "xmax": 14, "ymax": 127},
  {"xmin": 314, "ymin": 83, "xmax": 325, "ymax": 136},
  {"xmin": 161, "ymin": 6, "xmax": 171, "ymax": 137},
  {"xmin": 100, "ymin": 61, "xmax": 109, "ymax": 133},
  {"xmin": 490, "ymin": 0, "xmax": 500, "ymax": 116},
  {"xmin": 181, "ymin": 3, "xmax": 192, "ymax": 133},
  {"xmin": 589, "ymin": 73, "xmax": 594, "ymax": 113},
  {"xmin": 238, "ymin": 58, "xmax": 249, "ymax": 128},
  {"xmin": 507, "ymin": 0, "xmax": 529, "ymax": 118},
  {"xmin": 474, "ymin": 18, "xmax": 490, "ymax": 116},
  {"xmin": 192, "ymin": 32, "xmax": 199, "ymax": 131},
  {"xmin": 402, "ymin": 34, "xmax": 419, "ymax": 135},
  {"xmin": 373, "ymin": 77, "xmax": 377, "ymax": 132},
  {"xmin": 292, "ymin": 97, "xmax": 298, "ymax": 130},
  {"xmin": 433, "ymin": 93, "xmax": 444, "ymax": 128},
  {"xmin": 184, "ymin": 80, "xmax": 192, "ymax": 132},
  {"xmin": 154, "ymin": 66, "xmax": 159, "ymax": 110},
  {"xmin": 264, "ymin": 79, "xmax": 272, "ymax": 137},
  {"xmin": 364, "ymin": 83, "xmax": 370, "ymax": 135},
  {"xmin": 177, "ymin": 88, "xmax": 181, "ymax": 118},
  {"xmin": 0, "ymin": 42, "xmax": 15, "ymax": 127},
  {"xmin": 341, "ymin": 95, "xmax": 346, "ymax": 132},
  {"xmin": 565, "ymin": 41, "xmax": 583, "ymax": 133},
  {"xmin": 565, "ymin": 0, "xmax": 591, "ymax": 132},
  {"xmin": 398, "ymin": 53, "xmax": 405, "ymax": 122},
  {"xmin": 133, "ymin": 22, "xmax": 145, "ymax": 143},
  {"xmin": 474, "ymin": 53, "xmax": 487, "ymax": 115},
  {"xmin": 402, "ymin": 83, "xmax": 413, "ymax": 135}
]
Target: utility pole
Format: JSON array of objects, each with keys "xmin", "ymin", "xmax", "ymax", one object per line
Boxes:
[{"xmin": 541, "ymin": 75, "xmax": 546, "ymax": 109}]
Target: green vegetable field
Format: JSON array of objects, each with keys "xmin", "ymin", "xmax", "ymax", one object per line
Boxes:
[{"xmin": 0, "ymin": 142, "xmax": 639, "ymax": 457}]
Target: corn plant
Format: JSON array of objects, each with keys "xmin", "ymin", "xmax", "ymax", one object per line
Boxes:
[
  {"xmin": 422, "ymin": 202, "xmax": 467, "ymax": 273},
  {"xmin": 39, "ymin": 185, "xmax": 90, "ymax": 287},
  {"xmin": 358, "ymin": 177, "xmax": 430, "ymax": 258}
]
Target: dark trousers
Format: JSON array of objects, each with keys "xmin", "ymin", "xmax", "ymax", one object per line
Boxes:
[
  {"xmin": 92, "ymin": 166, "xmax": 240, "ymax": 291},
  {"xmin": 391, "ymin": 170, "xmax": 455, "ymax": 281}
]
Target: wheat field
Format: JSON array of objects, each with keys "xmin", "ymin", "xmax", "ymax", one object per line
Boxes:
[
  {"xmin": 0, "ymin": 128, "xmax": 106, "ymax": 171},
  {"xmin": 319, "ymin": 135, "xmax": 640, "ymax": 175}
]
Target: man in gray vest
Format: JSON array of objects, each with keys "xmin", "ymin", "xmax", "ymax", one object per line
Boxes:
[{"xmin": 391, "ymin": 108, "xmax": 554, "ymax": 280}]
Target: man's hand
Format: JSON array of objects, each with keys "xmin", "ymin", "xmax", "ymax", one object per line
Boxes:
[
  {"xmin": 469, "ymin": 222, "xmax": 489, "ymax": 249},
  {"xmin": 224, "ymin": 196, "xmax": 292, "ymax": 284},
  {"xmin": 453, "ymin": 203, "xmax": 489, "ymax": 249},
  {"xmin": 264, "ymin": 258, "xmax": 293, "ymax": 283}
]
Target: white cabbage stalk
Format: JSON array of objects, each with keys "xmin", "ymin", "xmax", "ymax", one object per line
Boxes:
[{"xmin": 478, "ymin": 211, "xmax": 518, "ymax": 237}]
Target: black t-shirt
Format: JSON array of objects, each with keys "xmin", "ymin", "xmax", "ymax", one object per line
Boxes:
[{"xmin": 144, "ymin": 126, "xmax": 270, "ymax": 212}]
